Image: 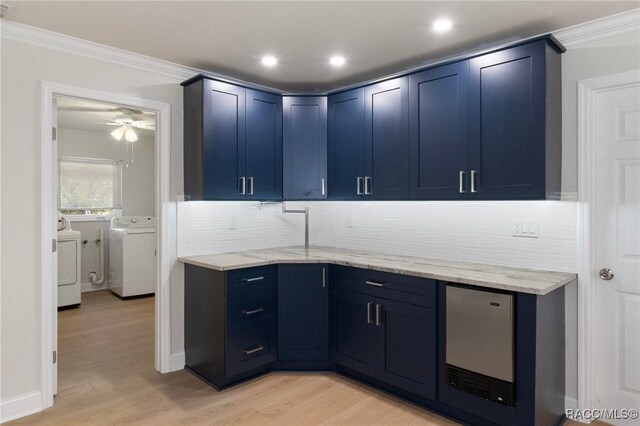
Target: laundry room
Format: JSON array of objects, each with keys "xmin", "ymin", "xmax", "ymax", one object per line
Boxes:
[{"xmin": 56, "ymin": 97, "xmax": 157, "ymax": 307}]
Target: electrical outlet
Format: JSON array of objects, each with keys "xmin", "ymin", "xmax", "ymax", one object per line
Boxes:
[
  {"xmin": 346, "ymin": 216, "xmax": 353, "ymax": 228},
  {"xmin": 229, "ymin": 217, "xmax": 239, "ymax": 230},
  {"xmin": 513, "ymin": 220, "xmax": 539, "ymax": 238}
]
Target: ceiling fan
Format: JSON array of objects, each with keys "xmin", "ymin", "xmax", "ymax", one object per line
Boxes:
[{"xmin": 104, "ymin": 110, "xmax": 155, "ymax": 142}]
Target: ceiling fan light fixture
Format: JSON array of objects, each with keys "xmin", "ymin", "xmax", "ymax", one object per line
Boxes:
[
  {"xmin": 110, "ymin": 125, "xmax": 126, "ymax": 141},
  {"xmin": 124, "ymin": 125, "xmax": 139, "ymax": 142}
]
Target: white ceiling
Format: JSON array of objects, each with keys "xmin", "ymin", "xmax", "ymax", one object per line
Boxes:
[
  {"xmin": 8, "ymin": 1, "xmax": 640, "ymax": 92},
  {"xmin": 56, "ymin": 97, "xmax": 155, "ymax": 136}
]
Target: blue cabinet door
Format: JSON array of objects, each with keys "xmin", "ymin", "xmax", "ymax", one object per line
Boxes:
[
  {"xmin": 246, "ymin": 89, "xmax": 283, "ymax": 200},
  {"xmin": 278, "ymin": 265, "xmax": 329, "ymax": 360},
  {"xmin": 469, "ymin": 42, "xmax": 546, "ymax": 199},
  {"xmin": 328, "ymin": 88, "xmax": 366, "ymax": 200},
  {"xmin": 330, "ymin": 289, "xmax": 376, "ymax": 377},
  {"xmin": 409, "ymin": 63, "xmax": 470, "ymax": 199},
  {"xmin": 375, "ymin": 298, "xmax": 436, "ymax": 400},
  {"xmin": 283, "ymin": 96, "xmax": 328, "ymax": 199},
  {"xmin": 364, "ymin": 77, "xmax": 409, "ymax": 199},
  {"xmin": 202, "ymin": 79, "xmax": 246, "ymax": 200}
]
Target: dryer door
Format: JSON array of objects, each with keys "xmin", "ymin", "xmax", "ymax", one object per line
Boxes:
[{"xmin": 58, "ymin": 240, "xmax": 78, "ymax": 286}]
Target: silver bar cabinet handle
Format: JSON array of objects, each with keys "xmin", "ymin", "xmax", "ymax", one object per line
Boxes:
[
  {"xmin": 248, "ymin": 177, "xmax": 254, "ymax": 195},
  {"xmin": 321, "ymin": 178, "xmax": 325, "ymax": 195},
  {"xmin": 356, "ymin": 177, "xmax": 363, "ymax": 195},
  {"xmin": 242, "ymin": 308, "xmax": 264, "ymax": 316},
  {"xmin": 459, "ymin": 171, "xmax": 466, "ymax": 193},
  {"xmin": 239, "ymin": 176, "xmax": 246, "ymax": 195},
  {"xmin": 375, "ymin": 304, "xmax": 382, "ymax": 326},
  {"xmin": 365, "ymin": 280, "xmax": 384, "ymax": 288},
  {"xmin": 242, "ymin": 276, "xmax": 265, "ymax": 282},
  {"xmin": 243, "ymin": 345, "xmax": 264, "ymax": 355},
  {"xmin": 471, "ymin": 170, "xmax": 478, "ymax": 193},
  {"xmin": 322, "ymin": 267, "xmax": 326, "ymax": 288},
  {"xmin": 367, "ymin": 302, "xmax": 373, "ymax": 324},
  {"xmin": 364, "ymin": 176, "xmax": 372, "ymax": 195}
]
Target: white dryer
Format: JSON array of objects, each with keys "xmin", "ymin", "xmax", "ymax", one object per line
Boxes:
[
  {"xmin": 109, "ymin": 216, "xmax": 156, "ymax": 298},
  {"xmin": 57, "ymin": 218, "xmax": 81, "ymax": 308}
]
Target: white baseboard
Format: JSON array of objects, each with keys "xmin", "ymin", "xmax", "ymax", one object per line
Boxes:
[
  {"xmin": 170, "ymin": 351, "xmax": 185, "ymax": 372},
  {"xmin": 565, "ymin": 395, "xmax": 578, "ymax": 411},
  {"xmin": 81, "ymin": 281, "xmax": 109, "ymax": 292},
  {"xmin": 0, "ymin": 391, "xmax": 43, "ymax": 423}
]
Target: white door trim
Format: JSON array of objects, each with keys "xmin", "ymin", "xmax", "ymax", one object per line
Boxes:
[
  {"xmin": 40, "ymin": 81, "xmax": 174, "ymax": 410},
  {"xmin": 576, "ymin": 69, "xmax": 640, "ymax": 417}
]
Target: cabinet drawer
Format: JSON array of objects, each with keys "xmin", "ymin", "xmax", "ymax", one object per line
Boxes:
[
  {"xmin": 227, "ymin": 291, "xmax": 275, "ymax": 336},
  {"xmin": 331, "ymin": 266, "xmax": 436, "ymax": 308},
  {"xmin": 226, "ymin": 332, "xmax": 276, "ymax": 377},
  {"xmin": 226, "ymin": 266, "xmax": 276, "ymax": 296}
]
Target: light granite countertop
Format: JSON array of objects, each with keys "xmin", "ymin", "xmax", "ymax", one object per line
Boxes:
[{"xmin": 178, "ymin": 246, "xmax": 576, "ymax": 295}]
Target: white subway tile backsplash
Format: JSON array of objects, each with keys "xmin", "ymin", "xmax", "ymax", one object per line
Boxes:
[{"xmin": 178, "ymin": 200, "xmax": 577, "ymax": 273}]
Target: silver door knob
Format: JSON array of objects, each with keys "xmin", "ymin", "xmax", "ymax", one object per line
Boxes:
[{"xmin": 599, "ymin": 268, "xmax": 615, "ymax": 281}]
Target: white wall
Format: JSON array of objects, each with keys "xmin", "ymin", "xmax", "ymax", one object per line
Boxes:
[
  {"xmin": 0, "ymin": 37, "xmax": 185, "ymax": 408},
  {"xmin": 58, "ymin": 128, "xmax": 155, "ymax": 290}
]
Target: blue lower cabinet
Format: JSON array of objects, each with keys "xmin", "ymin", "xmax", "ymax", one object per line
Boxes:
[
  {"xmin": 330, "ymin": 289, "xmax": 377, "ymax": 377},
  {"xmin": 375, "ymin": 298, "xmax": 436, "ymax": 400},
  {"xmin": 184, "ymin": 264, "xmax": 277, "ymax": 388},
  {"xmin": 278, "ymin": 265, "xmax": 329, "ymax": 360}
]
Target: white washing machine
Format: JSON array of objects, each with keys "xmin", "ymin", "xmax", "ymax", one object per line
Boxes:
[
  {"xmin": 109, "ymin": 216, "xmax": 156, "ymax": 298},
  {"xmin": 57, "ymin": 218, "xmax": 81, "ymax": 308}
]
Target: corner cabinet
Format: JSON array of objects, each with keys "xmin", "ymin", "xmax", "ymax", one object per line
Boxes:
[
  {"xmin": 283, "ymin": 96, "xmax": 328, "ymax": 200},
  {"xmin": 468, "ymin": 40, "xmax": 562, "ymax": 199},
  {"xmin": 278, "ymin": 264, "xmax": 329, "ymax": 361},
  {"xmin": 182, "ymin": 76, "xmax": 282, "ymax": 201}
]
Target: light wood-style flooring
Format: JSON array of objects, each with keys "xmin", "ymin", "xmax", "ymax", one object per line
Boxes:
[{"xmin": 14, "ymin": 290, "xmax": 580, "ymax": 425}]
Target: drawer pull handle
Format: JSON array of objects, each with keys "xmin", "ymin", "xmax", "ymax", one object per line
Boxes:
[
  {"xmin": 242, "ymin": 308, "xmax": 264, "ymax": 316},
  {"xmin": 243, "ymin": 345, "xmax": 264, "ymax": 355},
  {"xmin": 242, "ymin": 276, "xmax": 265, "ymax": 282},
  {"xmin": 365, "ymin": 280, "xmax": 384, "ymax": 287}
]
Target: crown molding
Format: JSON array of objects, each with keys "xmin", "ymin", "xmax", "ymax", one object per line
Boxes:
[
  {"xmin": 0, "ymin": 20, "xmax": 283, "ymax": 93},
  {"xmin": 1, "ymin": 8, "xmax": 638, "ymax": 93},
  {"xmin": 554, "ymin": 8, "xmax": 640, "ymax": 47}
]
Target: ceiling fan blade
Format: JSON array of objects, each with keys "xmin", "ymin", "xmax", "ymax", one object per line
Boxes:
[
  {"xmin": 132, "ymin": 123, "xmax": 156, "ymax": 130},
  {"xmin": 58, "ymin": 107, "xmax": 120, "ymax": 112}
]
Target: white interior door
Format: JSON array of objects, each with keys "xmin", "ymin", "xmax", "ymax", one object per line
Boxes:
[{"xmin": 594, "ymin": 79, "xmax": 640, "ymax": 424}]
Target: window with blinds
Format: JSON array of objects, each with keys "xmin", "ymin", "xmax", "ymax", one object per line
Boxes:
[{"xmin": 59, "ymin": 157, "xmax": 122, "ymax": 216}]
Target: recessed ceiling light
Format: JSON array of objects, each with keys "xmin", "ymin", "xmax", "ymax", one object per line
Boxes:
[
  {"xmin": 261, "ymin": 56, "xmax": 278, "ymax": 67},
  {"xmin": 330, "ymin": 56, "xmax": 346, "ymax": 67},
  {"xmin": 432, "ymin": 18, "xmax": 453, "ymax": 33}
]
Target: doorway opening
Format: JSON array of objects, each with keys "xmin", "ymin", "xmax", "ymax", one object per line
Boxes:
[
  {"xmin": 41, "ymin": 82, "xmax": 173, "ymax": 410},
  {"xmin": 55, "ymin": 96, "xmax": 157, "ymax": 394}
]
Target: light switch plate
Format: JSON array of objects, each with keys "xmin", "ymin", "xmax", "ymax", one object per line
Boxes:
[
  {"xmin": 513, "ymin": 220, "xmax": 539, "ymax": 238},
  {"xmin": 229, "ymin": 217, "xmax": 239, "ymax": 230}
]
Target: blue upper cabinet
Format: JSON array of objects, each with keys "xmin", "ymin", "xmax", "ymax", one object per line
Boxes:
[
  {"xmin": 409, "ymin": 63, "xmax": 470, "ymax": 199},
  {"xmin": 182, "ymin": 77, "xmax": 282, "ymax": 200},
  {"xmin": 468, "ymin": 40, "xmax": 561, "ymax": 199},
  {"xmin": 364, "ymin": 77, "xmax": 410, "ymax": 199},
  {"xmin": 246, "ymin": 89, "xmax": 283, "ymax": 200},
  {"xmin": 283, "ymin": 96, "xmax": 328, "ymax": 200},
  {"xmin": 328, "ymin": 88, "xmax": 366, "ymax": 200}
]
